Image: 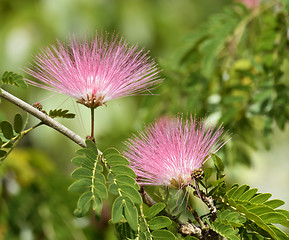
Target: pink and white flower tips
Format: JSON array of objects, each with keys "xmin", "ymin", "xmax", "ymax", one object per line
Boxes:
[
  {"xmin": 236, "ymin": 0, "xmax": 260, "ymax": 9},
  {"xmin": 25, "ymin": 33, "xmax": 161, "ymax": 108},
  {"xmin": 124, "ymin": 115, "xmax": 229, "ymax": 188}
]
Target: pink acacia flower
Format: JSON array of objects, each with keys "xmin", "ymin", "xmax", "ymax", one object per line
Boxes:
[
  {"xmin": 236, "ymin": 0, "xmax": 260, "ymax": 9},
  {"xmin": 25, "ymin": 33, "xmax": 161, "ymax": 108},
  {"xmin": 124, "ymin": 115, "xmax": 229, "ymax": 188}
]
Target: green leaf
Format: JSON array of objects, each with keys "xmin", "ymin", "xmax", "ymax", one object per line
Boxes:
[
  {"xmin": 73, "ymin": 191, "xmax": 102, "ymax": 217},
  {"xmin": 212, "ymin": 154, "xmax": 224, "ymax": 172},
  {"xmin": 226, "ymin": 185, "xmax": 238, "ymax": 199},
  {"xmin": 203, "ymin": 167, "xmax": 213, "ymax": 180},
  {"xmin": 102, "ymin": 148, "xmax": 120, "ymax": 158},
  {"xmin": 123, "ymin": 198, "xmax": 138, "ymax": 231},
  {"xmin": 210, "ymin": 221, "xmax": 239, "ymax": 240},
  {"xmin": 108, "ymin": 183, "xmax": 119, "ymax": 195},
  {"xmin": 93, "ymin": 172, "xmax": 106, "ymax": 185},
  {"xmin": 75, "ymin": 191, "xmax": 93, "ymax": 217},
  {"xmin": 85, "ymin": 139, "xmax": 98, "ymax": 155},
  {"xmin": 0, "ymin": 150, "xmax": 7, "ymax": 157},
  {"xmin": 264, "ymin": 199, "xmax": 285, "ymax": 209},
  {"xmin": 139, "ymin": 231, "xmax": 151, "ymax": 240},
  {"xmin": 184, "ymin": 236, "xmax": 199, "ymax": 240},
  {"xmin": 230, "ymin": 184, "xmax": 249, "ymax": 200},
  {"xmin": 68, "ymin": 179, "xmax": 90, "ymax": 192},
  {"xmin": 120, "ymin": 185, "xmax": 142, "ymax": 205},
  {"xmin": 275, "ymin": 209, "xmax": 289, "ymax": 218},
  {"xmin": 71, "ymin": 167, "xmax": 93, "ymax": 179},
  {"xmin": 71, "ymin": 156, "xmax": 95, "ymax": 169},
  {"xmin": 148, "ymin": 216, "xmax": 172, "ymax": 230},
  {"xmin": 238, "ymin": 188, "xmax": 258, "ymax": 201},
  {"xmin": 145, "ymin": 203, "xmax": 166, "ymax": 219},
  {"xmin": 48, "ymin": 109, "xmax": 75, "ymax": 119},
  {"xmin": 92, "ymin": 192, "xmax": 103, "ymax": 216},
  {"xmin": 115, "ymin": 175, "xmax": 140, "ymax": 190},
  {"xmin": 106, "ymin": 155, "xmax": 129, "ymax": 166},
  {"xmin": 259, "ymin": 212, "xmax": 288, "ymax": 225},
  {"xmin": 151, "ymin": 230, "xmax": 175, "ymax": 240},
  {"xmin": 112, "ymin": 196, "xmax": 124, "ymax": 223},
  {"xmin": 217, "ymin": 210, "xmax": 246, "ymax": 227},
  {"xmin": 115, "ymin": 222, "xmax": 136, "ymax": 239},
  {"xmin": 269, "ymin": 224, "xmax": 289, "ymax": 240},
  {"xmin": 110, "ymin": 165, "xmax": 137, "ymax": 178},
  {"xmin": 250, "ymin": 193, "xmax": 272, "ymax": 204},
  {"xmin": 1, "ymin": 71, "xmax": 27, "ymax": 88},
  {"xmin": 76, "ymin": 148, "xmax": 97, "ymax": 160},
  {"xmin": 236, "ymin": 204, "xmax": 278, "ymax": 239},
  {"xmin": 0, "ymin": 121, "xmax": 14, "ymax": 139},
  {"xmin": 93, "ymin": 182, "xmax": 108, "ymax": 199},
  {"xmin": 13, "ymin": 113, "xmax": 23, "ymax": 133}
]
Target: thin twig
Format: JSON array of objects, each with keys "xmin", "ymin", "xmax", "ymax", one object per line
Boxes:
[
  {"xmin": 0, "ymin": 88, "xmax": 86, "ymax": 148},
  {"xmin": 139, "ymin": 186, "xmax": 157, "ymax": 207}
]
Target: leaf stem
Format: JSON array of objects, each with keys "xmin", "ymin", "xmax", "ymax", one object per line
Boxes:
[
  {"xmin": 139, "ymin": 204, "xmax": 153, "ymax": 240},
  {"xmin": 91, "ymin": 107, "xmax": 95, "ymax": 141}
]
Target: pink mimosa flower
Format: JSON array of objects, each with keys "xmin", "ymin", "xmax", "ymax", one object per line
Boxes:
[
  {"xmin": 25, "ymin": 33, "xmax": 161, "ymax": 108},
  {"xmin": 236, "ymin": 0, "xmax": 260, "ymax": 9},
  {"xmin": 124, "ymin": 115, "xmax": 229, "ymax": 188}
]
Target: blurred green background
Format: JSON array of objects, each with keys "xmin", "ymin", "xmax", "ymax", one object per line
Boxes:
[{"xmin": 0, "ymin": 0, "xmax": 289, "ymax": 239}]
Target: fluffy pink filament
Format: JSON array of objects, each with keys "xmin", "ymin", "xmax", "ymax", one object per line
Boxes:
[
  {"xmin": 124, "ymin": 115, "xmax": 229, "ymax": 187},
  {"xmin": 25, "ymin": 32, "xmax": 161, "ymax": 108},
  {"xmin": 236, "ymin": 0, "xmax": 260, "ymax": 9}
]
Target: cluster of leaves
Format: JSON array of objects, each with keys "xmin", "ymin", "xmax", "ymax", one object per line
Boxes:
[
  {"xmin": 69, "ymin": 140, "xmax": 176, "ymax": 240},
  {"xmin": 0, "ymin": 71, "xmax": 28, "ymax": 91},
  {"xmin": 150, "ymin": 0, "xmax": 289, "ymax": 166},
  {"xmin": 0, "ymin": 113, "xmax": 26, "ymax": 164},
  {"xmin": 48, "ymin": 109, "xmax": 75, "ymax": 119},
  {"xmin": 0, "ymin": 71, "xmax": 28, "ymax": 163},
  {"xmin": 191, "ymin": 155, "xmax": 289, "ymax": 240}
]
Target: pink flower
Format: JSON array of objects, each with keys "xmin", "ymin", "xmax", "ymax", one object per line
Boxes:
[
  {"xmin": 123, "ymin": 115, "xmax": 229, "ymax": 187},
  {"xmin": 25, "ymin": 33, "xmax": 161, "ymax": 108},
  {"xmin": 236, "ymin": 0, "xmax": 260, "ymax": 9}
]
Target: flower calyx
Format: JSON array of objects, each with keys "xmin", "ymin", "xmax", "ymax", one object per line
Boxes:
[
  {"xmin": 191, "ymin": 168, "xmax": 204, "ymax": 180},
  {"xmin": 76, "ymin": 94, "xmax": 106, "ymax": 109}
]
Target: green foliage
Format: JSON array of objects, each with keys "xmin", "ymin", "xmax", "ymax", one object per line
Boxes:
[
  {"xmin": 0, "ymin": 71, "xmax": 28, "ymax": 89},
  {"xmin": 0, "ymin": 113, "xmax": 27, "ymax": 164},
  {"xmin": 14, "ymin": 113, "xmax": 23, "ymax": 133},
  {"xmin": 1, "ymin": 121, "xmax": 14, "ymax": 139},
  {"xmin": 69, "ymin": 139, "xmax": 106, "ymax": 217},
  {"xmin": 151, "ymin": 230, "xmax": 176, "ymax": 240},
  {"xmin": 103, "ymin": 148, "xmax": 142, "ymax": 231},
  {"xmin": 147, "ymin": 216, "xmax": 172, "ymax": 230},
  {"xmin": 48, "ymin": 109, "xmax": 76, "ymax": 119},
  {"xmin": 224, "ymin": 184, "xmax": 289, "ymax": 239},
  {"xmin": 144, "ymin": 202, "xmax": 166, "ymax": 219},
  {"xmin": 209, "ymin": 210, "xmax": 246, "ymax": 240},
  {"xmin": 209, "ymin": 221, "xmax": 240, "ymax": 240}
]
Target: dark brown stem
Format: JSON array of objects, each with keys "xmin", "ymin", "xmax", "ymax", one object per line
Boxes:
[
  {"xmin": 191, "ymin": 181, "xmax": 217, "ymax": 222},
  {"xmin": 187, "ymin": 206, "xmax": 205, "ymax": 229},
  {"xmin": 139, "ymin": 186, "xmax": 157, "ymax": 207}
]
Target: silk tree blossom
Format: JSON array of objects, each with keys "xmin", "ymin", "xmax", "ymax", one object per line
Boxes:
[
  {"xmin": 236, "ymin": 0, "xmax": 260, "ymax": 9},
  {"xmin": 25, "ymin": 33, "xmax": 161, "ymax": 108},
  {"xmin": 124, "ymin": 115, "xmax": 229, "ymax": 188}
]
